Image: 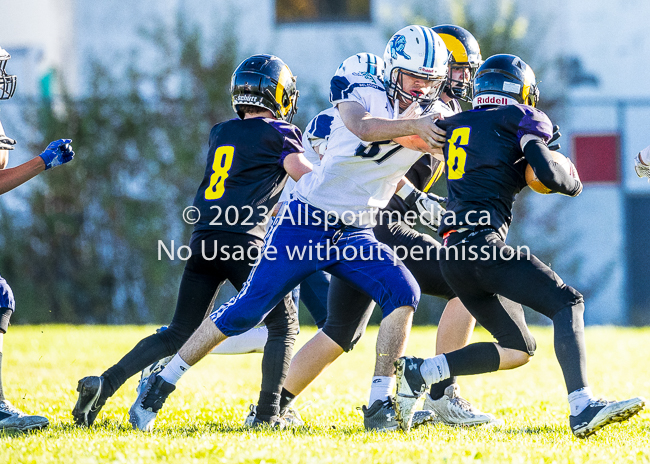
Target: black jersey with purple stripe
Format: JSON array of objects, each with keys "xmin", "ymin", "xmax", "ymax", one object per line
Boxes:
[
  {"xmin": 192, "ymin": 117, "xmax": 304, "ymax": 239},
  {"xmin": 436, "ymin": 104, "xmax": 553, "ymax": 238}
]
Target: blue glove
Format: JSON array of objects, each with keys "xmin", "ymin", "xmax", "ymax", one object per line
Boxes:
[{"xmin": 39, "ymin": 138, "xmax": 74, "ymax": 170}]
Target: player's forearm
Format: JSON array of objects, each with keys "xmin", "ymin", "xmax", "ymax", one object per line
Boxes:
[
  {"xmin": 0, "ymin": 157, "xmax": 46, "ymax": 195},
  {"xmin": 524, "ymin": 140, "xmax": 581, "ymax": 196},
  {"xmin": 338, "ymin": 101, "xmax": 418, "ymax": 142},
  {"xmin": 284, "ymin": 152, "xmax": 313, "ymax": 182}
]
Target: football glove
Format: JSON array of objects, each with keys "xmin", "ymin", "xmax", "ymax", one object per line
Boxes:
[
  {"xmin": 39, "ymin": 138, "xmax": 74, "ymax": 170},
  {"xmin": 548, "ymin": 125, "xmax": 561, "ymax": 151},
  {"xmin": 0, "ymin": 134, "xmax": 16, "ymax": 150},
  {"xmin": 397, "ymin": 182, "xmax": 446, "ymax": 231},
  {"xmin": 634, "ymin": 146, "xmax": 650, "ymax": 181}
]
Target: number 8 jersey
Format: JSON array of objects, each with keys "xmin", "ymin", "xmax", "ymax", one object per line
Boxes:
[
  {"xmin": 293, "ymin": 72, "xmax": 428, "ymax": 227},
  {"xmin": 192, "ymin": 117, "xmax": 304, "ymax": 239}
]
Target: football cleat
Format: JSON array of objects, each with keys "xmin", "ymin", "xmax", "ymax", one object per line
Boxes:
[
  {"xmin": 243, "ymin": 404, "xmax": 286, "ymax": 429},
  {"xmin": 362, "ymin": 397, "xmax": 435, "ymax": 432},
  {"xmin": 423, "ymin": 384, "xmax": 502, "ymax": 427},
  {"xmin": 0, "ymin": 400, "xmax": 49, "ymax": 432},
  {"xmin": 137, "ymin": 355, "xmax": 173, "ymax": 396},
  {"xmin": 72, "ymin": 376, "xmax": 106, "ymax": 427},
  {"xmin": 362, "ymin": 398, "xmax": 399, "ymax": 432},
  {"xmin": 280, "ymin": 406, "xmax": 305, "ymax": 427},
  {"xmin": 128, "ymin": 373, "xmax": 175, "ymax": 432},
  {"xmin": 394, "ymin": 356, "xmax": 428, "ymax": 432},
  {"xmin": 570, "ymin": 396, "xmax": 645, "ymax": 439}
]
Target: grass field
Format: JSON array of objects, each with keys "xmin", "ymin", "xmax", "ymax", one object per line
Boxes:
[{"xmin": 0, "ymin": 325, "xmax": 648, "ymax": 463}]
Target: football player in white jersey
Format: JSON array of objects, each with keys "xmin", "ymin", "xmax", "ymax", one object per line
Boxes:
[
  {"xmin": 278, "ymin": 26, "xmax": 501, "ymax": 430},
  {"xmin": 129, "ymin": 26, "xmax": 450, "ymax": 432}
]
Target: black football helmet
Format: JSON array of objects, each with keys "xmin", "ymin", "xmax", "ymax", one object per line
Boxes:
[
  {"xmin": 0, "ymin": 47, "xmax": 17, "ymax": 100},
  {"xmin": 231, "ymin": 54, "xmax": 298, "ymax": 123},
  {"xmin": 432, "ymin": 25, "xmax": 482, "ymax": 101},
  {"xmin": 472, "ymin": 54, "xmax": 539, "ymax": 108}
]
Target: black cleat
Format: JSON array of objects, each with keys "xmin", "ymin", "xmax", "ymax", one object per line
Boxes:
[{"xmin": 72, "ymin": 376, "xmax": 106, "ymax": 427}]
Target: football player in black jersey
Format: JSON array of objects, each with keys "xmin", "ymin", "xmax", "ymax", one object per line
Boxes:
[
  {"xmin": 395, "ymin": 54, "xmax": 646, "ymax": 437},
  {"xmin": 72, "ymin": 54, "xmax": 313, "ymax": 429},
  {"xmin": 276, "ymin": 25, "xmax": 499, "ymax": 430},
  {"xmin": 0, "ymin": 46, "xmax": 75, "ymax": 432}
]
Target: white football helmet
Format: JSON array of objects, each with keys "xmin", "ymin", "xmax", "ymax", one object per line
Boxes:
[
  {"xmin": 383, "ymin": 26, "xmax": 449, "ymax": 109},
  {"xmin": 0, "ymin": 47, "xmax": 16, "ymax": 100},
  {"xmin": 335, "ymin": 53, "xmax": 384, "ymax": 79}
]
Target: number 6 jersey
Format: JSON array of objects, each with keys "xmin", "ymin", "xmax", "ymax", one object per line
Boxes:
[{"xmin": 192, "ymin": 117, "xmax": 304, "ymax": 239}]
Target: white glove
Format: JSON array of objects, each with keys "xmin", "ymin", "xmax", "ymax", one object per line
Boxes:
[
  {"xmin": 397, "ymin": 182, "xmax": 446, "ymax": 231},
  {"xmin": 634, "ymin": 146, "xmax": 650, "ymax": 181},
  {"xmin": 0, "ymin": 134, "xmax": 16, "ymax": 150}
]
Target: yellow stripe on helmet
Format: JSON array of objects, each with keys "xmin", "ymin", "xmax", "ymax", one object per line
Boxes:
[
  {"xmin": 437, "ymin": 33, "xmax": 469, "ymax": 63},
  {"xmin": 275, "ymin": 65, "xmax": 292, "ymax": 116}
]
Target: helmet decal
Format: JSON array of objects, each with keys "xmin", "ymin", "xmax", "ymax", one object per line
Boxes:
[{"xmin": 390, "ymin": 35, "xmax": 411, "ymax": 60}]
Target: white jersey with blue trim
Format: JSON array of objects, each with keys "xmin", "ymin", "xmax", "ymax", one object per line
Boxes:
[
  {"xmin": 278, "ymin": 124, "xmax": 325, "ymax": 203},
  {"xmin": 293, "ymin": 72, "xmax": 444, "ymax": 227}
]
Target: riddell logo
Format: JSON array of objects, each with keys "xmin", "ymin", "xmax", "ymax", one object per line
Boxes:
[{"xmin": 473, "ymin": 94, "xmax": 516, "ymax": 106}]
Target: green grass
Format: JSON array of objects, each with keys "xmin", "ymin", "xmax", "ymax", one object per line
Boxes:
[{"xmin": 0, "ymin": 325, "xmax": 649, "ymax": 463}]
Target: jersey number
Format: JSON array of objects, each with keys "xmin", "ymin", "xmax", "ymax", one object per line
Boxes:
[
  {"xmin": 354, "ymin": 140, "xmax": 403, "ymax": 164},
  {"xmin": 205, "ymin": 145, "xmax": 235, "ymax": 200},
  {"xmin": 447, "ymin": 127, "xmax": 471, "ymax": 180}
]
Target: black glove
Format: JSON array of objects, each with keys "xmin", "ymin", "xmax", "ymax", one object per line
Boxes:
[
  {"xmin": 548, "ymin": 125, "xmax": 561, "ymax": 151},
  {"xmin": 0, "ymin": 134, "xmax": 16, "ymax": 150}
]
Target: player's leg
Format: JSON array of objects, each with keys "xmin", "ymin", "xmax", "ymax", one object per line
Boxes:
[
  {"xmin": 375, "ymin": 221, "xmax": 495, "ymax": 426},
  {"xmin": 297, "ymin": 270, "xmax": 330, "ymax": 328},
  {"xmin": 470, "ymin": 232, "xmax": 646, "ymax": 437},
  {"xmin": 129, "ymin": 218, "xmax": 319, "ymax": 430},
  {"xmin": 0, "ymin": 276, "xmax": 49, "ymax": 432},
  {"xmin": 72, "ymin": 252, "xmax": 224, "ymax": 426},
  {"xmin": 326, "ymin": 233, "xmax": 421, "ymax": 430},
  {"xmin": 279, "ymin": 276, "xmax": 375, "ymax": 415},
  {"xmin": 211, "ymin": 270, "xmax": 329, "ymax": 356}
]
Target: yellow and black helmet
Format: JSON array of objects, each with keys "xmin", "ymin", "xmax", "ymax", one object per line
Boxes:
[
  {"xmin": 472, "ymin": 54, "xmax": 539, "ymax": 108},
  {"xmin": 431, "ymin": 25, "xmax": 482, "ymax": 101},
  {"xmin": 231, "ymin": 54, "xmax": 299, "ymax": 123}
]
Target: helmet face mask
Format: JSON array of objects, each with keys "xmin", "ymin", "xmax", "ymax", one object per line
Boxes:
[
  {"xmin": 0, "ymin": 48, "xmax": 17, "ymax": 100},
  {"xmin": 383, "ymin": 26, "xmax": 449, "ymax": 112},
  {"xmin": 388, "ymin": 68, "xmax": 446, "ymax": 110},
  {"xmin": 231, "ymin": 54, "xmax": 299, "ymax": 123},
  {"xmin": 472, "ymin": 54, "xmax": 539, "ymax": 109}
]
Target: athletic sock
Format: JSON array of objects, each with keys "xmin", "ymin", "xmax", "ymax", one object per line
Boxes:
[
  {"xmin": 444, "ymin": 342, "xmax": 501, "ymax": 376},
  {"xmin": 158, "ymin": 354, "xmax": 191, "ymax": 385},
  {"xmin": 420, "ymin": 355, "xmax": 451, "ymax": 386},
  {"xmin": 279, "ymin": 388, "xmax": 296, "ymax": 414},
  {"xmin": 568, "ymin": 387, "xmax": 595, "ymax": 416},
  {"xmin": 368, "ymin": 376, "xmax": 395, "ymax": 405},
  {"xmin": 429, "ymin": 376, "xmax": 457, "ymax": 400},
  {"xmin": 256, "ymin": 391, "xmax": 281, "ymax": 422}
]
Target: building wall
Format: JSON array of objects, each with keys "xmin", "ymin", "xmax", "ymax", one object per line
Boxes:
[{"xmin": 2, "ymin": 0, "xmax": 649, "ymax": 323}]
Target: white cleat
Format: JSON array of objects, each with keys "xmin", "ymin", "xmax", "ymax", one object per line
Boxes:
[{"xmin": 423, "ymin": 384, "xmax": 502, "ymax": 427}]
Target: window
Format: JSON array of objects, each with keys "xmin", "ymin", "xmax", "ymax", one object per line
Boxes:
[
  {"xmin": 276, "ymin": 0, "xmax": 371, "ymax": 23},
  {"xmin": 572, "ymin": 133, "xmax": 620, "ymax": 184}
]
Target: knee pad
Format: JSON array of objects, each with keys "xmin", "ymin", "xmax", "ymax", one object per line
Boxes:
[{"xmin": 322, "ymin": 323, "xmax": 366, "ymax": 352}]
